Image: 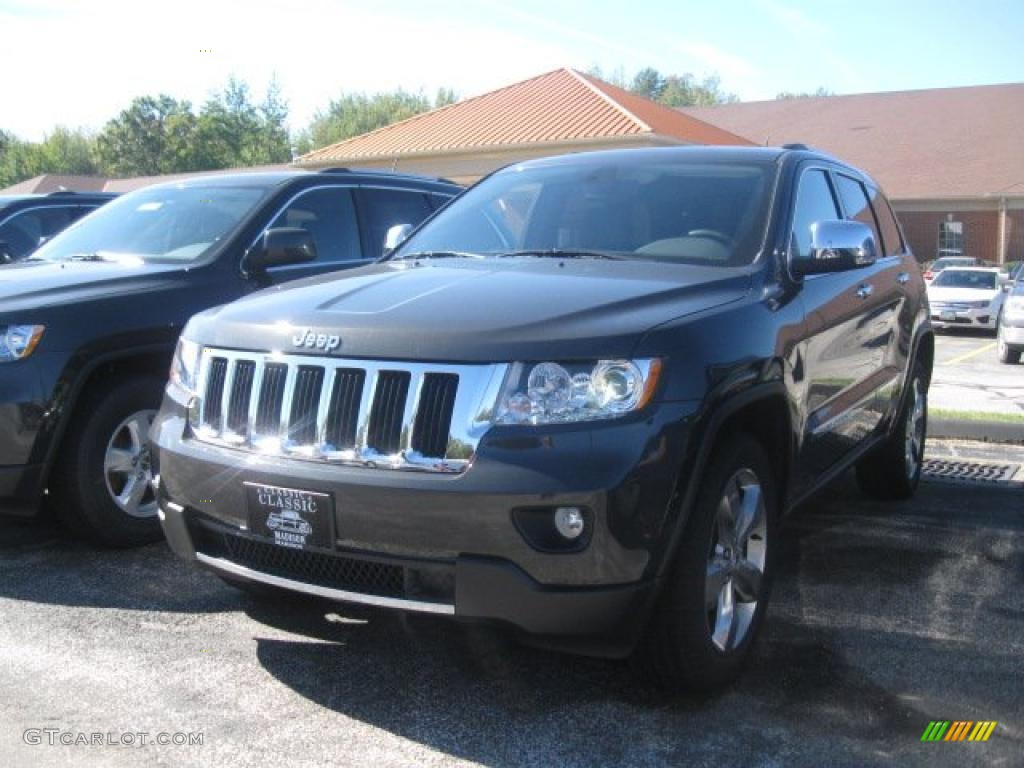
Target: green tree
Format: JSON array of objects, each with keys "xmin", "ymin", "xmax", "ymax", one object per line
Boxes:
[
  {"xmin": 36, "ymin": 127, "xmax": 102, "ymax": 176},
  {"xmin": 96, "ymin": 95, "xmax": 198, "ymax": 176},
  {"xmin": 194, "ymin": 77, "xmax": 292, "ymax": 168},
  {"xmin": 305, "ymin": 90, "xmax": 433, "ymax": 151},
  {"xmin": 631, "ymin": 67, "xmax": 665, "ymax": 100},
  {"xmin": 776, "ymin": 87, "xmax": 834, "ymax": 99}
]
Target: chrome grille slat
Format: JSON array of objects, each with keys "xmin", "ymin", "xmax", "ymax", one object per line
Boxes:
[{"xmin": 190, "ymin": 348, "xmax": 508, "ymax": 474}]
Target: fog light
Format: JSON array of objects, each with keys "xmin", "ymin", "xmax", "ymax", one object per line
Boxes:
[{"xmin": 554, "ymin": 506, "xmax": 585, "ymax": 540}]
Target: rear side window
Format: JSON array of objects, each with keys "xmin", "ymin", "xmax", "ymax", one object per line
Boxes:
[
  {"xmin": 869, "ymin": 189, "xmax": 905, "ymax": 256},
  {"xmin": 835, "ymin": 174, "xmax": 884, "ymax": 254},
  {"xmin": 268, "ymin": 187, "xmax": 361, "ymax": 264},
  {"xmin": 790, "ymin": 169, "xmax": 841, "ymax": 259},
  {"xmin": 0, "ymin": 206, "xmax": 77, "ymax": 260},
  {"xmin": 357, "ymin": 188, "xmax": 433, "ymax": 258}
]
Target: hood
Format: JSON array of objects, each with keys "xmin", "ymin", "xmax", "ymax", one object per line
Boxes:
[
  {"xmin": 0, "ymin": 259, "xmax": 188, "ymax": 315},
  {"xmin": 190, "ymin": 258, "xmax": 752, "ymax": 361},
  {"xmin": 927, "ymin": 285, "xmax": 999, "ymax": 304}
]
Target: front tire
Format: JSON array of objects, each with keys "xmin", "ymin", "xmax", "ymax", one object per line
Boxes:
[
  {"xmin": 634, "ymin": 433, "xmax": 777, "ymax": 692},
  {"xmin": 855, "ymin": 360, "xmax": 927, "ymax": 500},
  {"xmin": 51, "ymin": 376, "xmax": 165, "ymax": 547}
]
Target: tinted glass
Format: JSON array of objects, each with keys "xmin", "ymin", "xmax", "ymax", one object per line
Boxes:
[
  {"xmin": 869, "ymin": 188, "xmax": 904, "ymax": 256},
  {"xmin": 32, "ymin": 185, "xmax": 267, "ymax": 264},
  {"xmin": 0, "ymin": 207, "xmax": 76, "ymax": 260},
  {"xmin": 790, "ymin": 169, "xmax": 840, "ymax": 259},
  {"xmin": 269, "ymin": 187, "xmax": 360, "ymax": 263},
  {"xmin": 358, "ymin": 189, "xmax": 433, "ymax": 259},
  {"xmin": 932, "ymin": 270, "xmax": 997, "ymax": 289},
  {"xmin": 395, "ymin": 159, "xmax": 773, "ymax": 266},
  {"xmin": 835, "ymin": 174, "xmax": 883, "ymax": 253}
]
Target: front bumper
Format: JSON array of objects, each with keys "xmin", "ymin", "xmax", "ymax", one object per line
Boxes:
[
  {"xmin": 1000, "ymin": 314, "xmax": 1024, "ymax": 348},
  {"xmin": 930, "ymin": 304, "xmax": 998, "ymax": 330},
  {"xmin": 153, "ymin": 396, "xmax": 698, "ymax": 655}
]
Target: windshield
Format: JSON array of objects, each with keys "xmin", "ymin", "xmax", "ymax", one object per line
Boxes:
[
  {"xmin": 932, "ymin": 270, "xmax": 997, "ymax": 289},
  {"xmin": 392, "ymin": 157, "xmax": 773, "ymax": 266},
  {"xmin": 31, "ymin": 184, "xmax": 268, "ymax": 264}
]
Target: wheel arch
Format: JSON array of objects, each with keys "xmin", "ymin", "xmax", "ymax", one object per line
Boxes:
[{"xmin": 36, "ymin": 344, "xmax": 174, "ymax": 491}]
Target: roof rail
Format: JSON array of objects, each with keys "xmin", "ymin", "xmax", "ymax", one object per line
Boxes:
[{"xmin": 316, "ymin": 167, "xmax": 460, "ymax": 186}]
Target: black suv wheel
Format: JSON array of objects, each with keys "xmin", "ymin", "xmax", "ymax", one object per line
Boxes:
[
  {"xmin": 635, "ymin": 433, "xmax": 777, "ymax": 691},
  {"xmin": 855, "ymin": 359, "xmax": 928, "ymax": 500},
  {"xmin": 51, "ymin": 376, "xmax": 165, "ymax": 547}
]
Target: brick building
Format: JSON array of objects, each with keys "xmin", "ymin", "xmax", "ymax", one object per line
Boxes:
[{"xmin": 683, "ymin": 83, "xmax": 1024, "ymax": 265}]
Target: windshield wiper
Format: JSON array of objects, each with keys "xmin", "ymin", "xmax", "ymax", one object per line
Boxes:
[
  {"xmin": 498, "ymin": 249, "xmax": 623, "ymax": 260},
  {"xmin": 65, "ymin": 252, "xmax": 113, "ymax": 262},
  {"xmin": 398, "ymin": 250, "xmax": 484, "ymax": 260}
]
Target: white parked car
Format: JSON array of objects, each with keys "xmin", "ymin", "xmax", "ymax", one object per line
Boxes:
[
  {"xmin": 927, "ymin": 267, "xmax": 1006, "ymax": 332},
  {"xmin": 997, "ymin": 280, "xmax": 1024, "ymax": 364},
  {"xmin": 923, "ymin": 256, "xmax": 978, "ymax": 284}
]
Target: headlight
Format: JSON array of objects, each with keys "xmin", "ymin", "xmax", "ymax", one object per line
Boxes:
[
  {"xmin": 968, "ymin": 299, "xmax": 991, "ymax": 308},
  {"xmin": 1005, "ymin": 296, "xmax": 1024, "ymax": 313},
  {"xmin": 495, "ymin": 359, "xmax": 661, "ymax": 425},
  {"xmin": 167, "ymin": 337, "xmax": 201, "ymax": 405},
  {"xmin": 0, "ymin": 325, "xmax": 45, "ymax": 363}
]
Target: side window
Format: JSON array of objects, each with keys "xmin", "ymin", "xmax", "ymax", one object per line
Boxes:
[
  {"xmin": 357, "ymin": 189, "xmax": 433, "ymax": 258},
  {"xmin": 869, "ymin": 190, "xmax": 905, "ymax": 256},
  {"xmin": 428, "ymin": 193, "xmax": 454, "ymax": 211},
  {"xmin": 835, "ymin": 174, "xmax": 884, "ymax": 255},
  {"xmin": 790, "ymin": 169, "xmax": 841, "ymax": 259},
  {"xmin": 0, "ymin": 208, "xmax": 76, "ymax": 260},
  {"xmin": 268, "ymin": 187, "xmax": 361, "ymax": 264}
]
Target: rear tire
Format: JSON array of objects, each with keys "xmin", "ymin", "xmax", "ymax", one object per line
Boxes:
[
  {"xmin": 855, "ymin": 360, "xmax": 927, "ymax": 500},
  {"xmin": 50, "ymin": 376, "xmax": 165, "ymax": 547},
  {"xmin": 633, "ymin": 433, "xmax": 777, "ymax": 692}
]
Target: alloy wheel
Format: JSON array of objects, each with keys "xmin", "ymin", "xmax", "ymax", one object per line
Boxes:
[
  {"xmin": 705, "ymin": 468, "xmax": 767, "ymax": 652},
  {"xmin": 903, "ymin": 377, "xmax": 925, "ymax": 480},
  {"xmin": 103, "ymin": 409, "xmax": 158, "ymax": 519}
]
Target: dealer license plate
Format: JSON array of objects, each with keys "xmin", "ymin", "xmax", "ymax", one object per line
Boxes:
[{"xmin": 244, "ymin": 482, "xmax": 334, "ymax": 550}]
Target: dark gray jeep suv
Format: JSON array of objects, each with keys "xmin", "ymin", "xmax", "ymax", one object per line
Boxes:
[{"xmin": 152, "ymin": 147, "xmax": 933, "ymax": 690}]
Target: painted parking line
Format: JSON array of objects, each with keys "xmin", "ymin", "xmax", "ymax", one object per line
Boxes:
[{"xmin": 945, "ymin": 342, "xmax": 996, "ymax": 366}]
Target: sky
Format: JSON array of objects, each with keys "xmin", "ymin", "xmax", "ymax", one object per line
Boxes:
[{"xmin": 1, "ymin": 0, "xmax": 1022, "ymax": 141}]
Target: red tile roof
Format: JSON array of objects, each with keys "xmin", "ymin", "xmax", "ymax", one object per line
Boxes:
[
  {"xmin": 297, "ymin": 68, "xmax": 751, "ymax": 165},
  {"xmin": 681, "ymin": 83, "xmax": 1024, "ymax": 200}
]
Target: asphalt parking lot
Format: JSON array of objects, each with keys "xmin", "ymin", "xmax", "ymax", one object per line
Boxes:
[
  {"xmin": 930, "ymin": 329, "xmax": 1024, "ymax": 418},
  {"xmin": 1, "ymin": 445, "xmax": 1021, "ymax": 768}
]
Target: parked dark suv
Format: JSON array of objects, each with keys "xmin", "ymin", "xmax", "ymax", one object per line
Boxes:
[
  {"xmin": 0, "ymin": 191, "xmax": 116, "ymax": 264},
  {"xmin": 152, "ymin": 147, "xmax": 933, "ymax": 690},
  {"xmin": 0, "ymin": 169, "xmax": 460, "ymax": 545}
]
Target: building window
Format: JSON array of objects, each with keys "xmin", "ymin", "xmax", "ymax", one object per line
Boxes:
[{"xmin": 938, "ymin": 220, "xmax": 964, "ymax": 257}]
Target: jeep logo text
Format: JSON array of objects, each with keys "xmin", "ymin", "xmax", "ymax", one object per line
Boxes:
[{"xmin": 292, "ymin": 328, "xmax": 341, "ymax": 353}]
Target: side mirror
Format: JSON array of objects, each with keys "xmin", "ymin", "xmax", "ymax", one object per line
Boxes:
[
  {"xmin": 383, "ymin": 223, "xmax": 413, "ymax": 256},
  {"xmin": 792, "ymin": 220, "xmax": 878, "ymax": 277},
  {"xmin": 244, "ymin": 228, "xmax": 317, "ymax": 275}
]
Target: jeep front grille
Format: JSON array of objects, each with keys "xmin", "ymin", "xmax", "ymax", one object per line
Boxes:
[{"xmin": 190, "ymin": 348, "xmax": 506, "ymax": 473}]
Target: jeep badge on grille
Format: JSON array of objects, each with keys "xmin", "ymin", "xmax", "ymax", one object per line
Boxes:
[{"xmin": 292, "ymin": 328, "xmax": 341, "ymax": 353}]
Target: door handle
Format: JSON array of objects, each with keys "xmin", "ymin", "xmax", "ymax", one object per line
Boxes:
[
  {"xmin": 856, "ymin": 284, "xmax": 874, "ymax": 299},
  {"xmin": 896, "ymin": 272, "xmax": 910, "ymax": 285}
]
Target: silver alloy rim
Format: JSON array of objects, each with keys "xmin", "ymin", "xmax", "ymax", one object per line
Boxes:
[
  {"xmin": 904, "ymin": 377, "xmax": 926, "ymax": 480},
  {"xmin": 706, "ymin": 468, "xmax": 767, "ymax": 652},
  {"xmin": 104, "ymin": 410, "xmax": 158, "ymax": 519}
]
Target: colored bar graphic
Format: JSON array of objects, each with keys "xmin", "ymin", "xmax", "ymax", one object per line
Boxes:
[
  {"xmin": 944, "ymin": 721, "xmax": 972, "ymax": 741},
  {"xmin": 921, "ymin": 720, "xmax": 997, "ymax": 742}
]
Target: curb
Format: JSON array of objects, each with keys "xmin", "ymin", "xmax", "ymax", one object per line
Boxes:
[{"xmin": 928, "ymin": 417, "xmax": 1024, "ymax": 444}]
